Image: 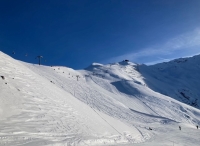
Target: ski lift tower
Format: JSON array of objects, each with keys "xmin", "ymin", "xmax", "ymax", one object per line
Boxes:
[{"xmin": 36, "ymin": 55, "xmax": 43, "ymax": 65}]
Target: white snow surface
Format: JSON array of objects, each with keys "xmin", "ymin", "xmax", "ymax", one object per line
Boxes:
[
  {"xmin": 0, "ymin": 51, "xmax": 200, "ymax": 146},
  {"xmin": 139, "ymin": 55, "xmax": 200, "ymax": 108}
]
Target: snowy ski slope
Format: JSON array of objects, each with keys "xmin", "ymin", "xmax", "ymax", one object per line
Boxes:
[
  {"xmin": 0, "ymin": 51, "xmax": 200, "ymax": 146},
  {"xmin": 140, "ymin": 55, "xmax": 200, "ymax": 108}
]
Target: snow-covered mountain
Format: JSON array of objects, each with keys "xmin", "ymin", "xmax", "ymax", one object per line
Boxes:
[
  {"xmin": 140, "ymin": 54, "xmax": 200, "ymax": 108},
  {"xmin": 0, "ymin": 51, "xmax": 200, "ymax": 146}
]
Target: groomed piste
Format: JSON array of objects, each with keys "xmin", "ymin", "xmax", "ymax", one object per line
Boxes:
[{"xmin": 0, "ymin": 51, "xmax": 200, "ymax": 146}]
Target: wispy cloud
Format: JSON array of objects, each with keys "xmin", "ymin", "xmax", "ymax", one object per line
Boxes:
[{"xmin": 108, "ymin": 28, "xmax": 200, "ymax": 64}]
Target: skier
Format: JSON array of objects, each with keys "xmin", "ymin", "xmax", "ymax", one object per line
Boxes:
[
  {"xmin": 197, "ymin": 125, "xmax": 198, "ymax": 129},
  {"xmin": 1, "ymin": 76, "xmax": 5, "ymax": 80},
  {"xmin": 179, "ymin": 126, "xmax": 181, "ymax": 130}
]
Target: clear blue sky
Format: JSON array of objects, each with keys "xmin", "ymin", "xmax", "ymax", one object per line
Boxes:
[{"xmin": 1, "ymin": 0, "xmax": 200, "ymax": 69}]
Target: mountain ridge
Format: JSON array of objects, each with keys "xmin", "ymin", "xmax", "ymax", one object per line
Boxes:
[
  {"xmin": 139, "ymin": 54, "xmax": 200, "ymax": 108},
  {"xmin": 0, "ymin": 51, "xmax": 200, "ymax": 146}
]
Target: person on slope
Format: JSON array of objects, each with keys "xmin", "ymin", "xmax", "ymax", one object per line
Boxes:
[{"xmin": 179, "ymin": 126, "xmax": 181, "ymax": 130}]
